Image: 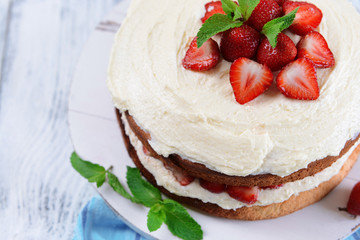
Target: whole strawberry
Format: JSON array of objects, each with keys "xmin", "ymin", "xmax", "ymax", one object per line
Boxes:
[
  {"xmin": 275, "ymin": 0, "xmax": 288, "ymax": 6},
  {"xmin": 347, "ymin": 182, "xmax": 360, "ymax": 216},
  {"xmin": 220, "ymin": 24, "xmax": 260, "ymax": 62},
  {"xmin": 257, "ymin": 33, "xmax": 297, "ymax": 71},
  {"xmin": 283, "ymin": 1, "xmax": 323, "ymax": 36},
  {"xmin": 247, "ymin": 0, "xmax": 282, "ymax": 31}
]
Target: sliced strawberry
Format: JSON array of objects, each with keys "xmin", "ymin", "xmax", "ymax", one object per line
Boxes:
[
  {"xmin": 283, "ymin": 1, "xmax": 323, "ymax": 36},
  {"xmin": 163, "ymin": 163, "xmax": 195, "ymax": 186},
  {"xmin": 201, "ymin": 1, "xmax": 225, "ymax": 23},
  {"xmin": 297, "ymin": 31, "xmax": 335, "ymax": 68},
  {"xmin": 142, "ymin": 145, "xmax": 150, "ymax": 156},
  {"xmin": 182, "ymin": 37, "xmax": 220, "ymax": 71},
  {"xmin": 276, "ymin": 58, "xmax": 319, "ymax": 100},
  {"xmin": 220, "ymin": 24, "xmax": 260, "ymax": 62},
  {"xmin": 226, "ymin": 186, "xmax": 259, "ymax": 204},
  {"xmin": 247, "ymin": 0, "xmax": 282, "ymax": 31},
  {"xmin": 199, "ymin": 179, "xmax": 226, "ymax": 194},
  {"xmin": 230, "ymin": 58, "xmax": 273, "ymax": 105},
  {"xmin": 347, "ymin": 182, "xmax": 360, "ymax": 216},
  {"xmin": 261, "ymin": 184, "xmax": 284, "ymax": 190},
  {"xmin": 256, "ymin": 33, "xmax": 297, "ymax": 71}
]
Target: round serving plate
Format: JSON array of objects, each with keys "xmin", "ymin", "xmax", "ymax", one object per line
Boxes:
[{"xmin": 68, "ymin": 0, "xmax": 360, "ymax": 239}]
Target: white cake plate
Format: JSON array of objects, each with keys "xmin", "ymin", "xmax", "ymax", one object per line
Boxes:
[{"xmin": 68, "ymin": 0, "xmax": 360, "ymax": 239}]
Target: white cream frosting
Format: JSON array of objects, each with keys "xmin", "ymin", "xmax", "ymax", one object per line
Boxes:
[
  {"xmin": 108, "ymin": 0, "xmax": 360, "ymax": 177},
  {"xmin": 121, "ymin": 113, "xmax": 359, "ymax": 209}
]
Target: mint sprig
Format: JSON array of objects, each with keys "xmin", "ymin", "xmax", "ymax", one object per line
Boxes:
[
  {"xmin": 70, "ymin": 152, "xmax": 203, "ymax": 240},
  {"xmin": 197, "ymin": 14, "xmax": 243, "ymax": 48},
  {"xmin": 197, "ymin": 0, "xmax": 260, "ymax": 47},
  {"xmin": 197, "ymin": 0, "xmax": 298, "ymax": 49},
  {"xmin": 261, "ymin": 7, "xmax": 299, "ymax": 48}
]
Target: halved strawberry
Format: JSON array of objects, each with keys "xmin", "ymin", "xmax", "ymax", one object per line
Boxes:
[
  {"xmin": 220, "ymin": 24, "xmax": 261, "ymax": 62},
  {"xmin": 230, "ymin": 58, "xmax": 273, "ymax": 105},
  {"xmin": 347, "ymin": 182, "xmax": 360, "ymax": 216},
  {"xmin": 247, "ymin": 0, "xmax": 282, "ymax": 31},
  {"xmin": 142, "ymin": 145, "xmax": 150, "ymax": 156},
  {"xmin": 182, "ymin": 37, "xmax": 220, "ymax": 71},
  {"xmin": 297, "ymin": 31, "xmax": 335, "ymax": 68},
  {"xmin": 163, "ymin": 163, "xmax": 195, "ymax": 186},
  {"xmin": 199, "ymin": 179, "xmax": 226, "ymax": 194},
  {"xmin": 283, "ymin": 1, "xmax": 323, "ymax": 36},
  {"xmin": 201, "ymin": 1, "xmax": 225, "ymax": 23},
  {"xmin": 256, "ymin": 33, "xmax": 297, "ymax": 71},
  {"xmin": 226, "ymin": 186, "xmax": 259, "ymax": 204},
  {"xmin": 276, "ymin": 58, "xmax": 319, "ymax": 100}
]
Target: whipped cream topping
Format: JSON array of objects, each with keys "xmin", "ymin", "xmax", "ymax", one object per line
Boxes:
[
  {"xmin": 122, "ymin": 113, "xmax": 359, "ymax": 209},
  {"xmin": 108, "ymin": 0, "xmax": 360, "ymax": 177}
]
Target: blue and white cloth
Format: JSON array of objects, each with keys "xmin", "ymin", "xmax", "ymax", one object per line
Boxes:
[
  {"xmin": 74, "ymin": 195, "xmax": 360, "ymax": 240},
  {"xmin": 74, "ymin": 196, "xmax": 148, "ymax": 240}
]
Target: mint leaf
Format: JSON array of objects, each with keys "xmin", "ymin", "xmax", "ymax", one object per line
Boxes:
[
  {"xmin": 261, "ymin": 7, "xmax": 299, "ymax": 48},
  {"xmin": 147, "ymin": 203, "xmax": 165, "ymax": 232},
  {"xmin": 70, "ymin": 152, "xmax": 106, "ymax": 187},
  {"xmin": 162, "ymin": 199, "xmax": 203, "ymax": 240},
  {"xmin": 221, "ymin": 0, "xmax": 241, "ymax": 20},
  {"xmin": 126, "ymin": 167, "xmax": 162, "ymax": 208},
  {"xmin": 197, "ymin": 14, "xmax": 243, "ymax": 47},
  {"xmin": 237, "ymin": 0, "xmax": 260, "ymax": 21},
  {"xmin": 107, "ymin": 171, "xmax": 141, "ymax": 204}
]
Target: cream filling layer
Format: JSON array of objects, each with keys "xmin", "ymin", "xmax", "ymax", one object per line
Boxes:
[
  {"xmin": 108, "ymin": 0, "xmax": 360, "ymax": 177},
  {"xmin": 122, "ymin": 114, "xmax": 359, "ymax": 209}
]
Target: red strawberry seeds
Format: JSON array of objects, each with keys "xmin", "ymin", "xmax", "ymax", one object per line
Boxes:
[
  {"xmin": 347, "ymin": 182, "xmax": 360, "ymax": 216},
  {"xmin": 182, "ymin": 37, "xmax": 220, "ymax": 71},
  {"xmin": 201, "ymin": 1, "xmax": 225, "ymax": 23},
  {"xmin": 230, "ymin": 58, "xmax": 274, "ymax": 104},
  {"xmin": 283, "ymin": 1, "xmax": 323, "ymax": 36},
  {"xmin": 227, "ymin": 186, "xmax": 260, "ymax": 204},
  {"xmin": 247, "ymin": 0, "xmax": 282, "ymax": 31},
  {"xmin": 220, "ymin": 25, "xmax": 261, "ymax": 62},
  {"xmin": 297, "ymin": 31, "xmax": 335, "ymax": 68},
  {"xmin": 257, "ymin": 33, "xmax": 297, "ymax": 71},
  {"xmin": 276, "ymin": 58, "xmax": 319, "ymax": 100}
]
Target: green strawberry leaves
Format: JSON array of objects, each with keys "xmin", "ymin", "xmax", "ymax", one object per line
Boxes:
[{"xmin": 70, "ymin": 152, "xmax": 203, "ymax": 240}]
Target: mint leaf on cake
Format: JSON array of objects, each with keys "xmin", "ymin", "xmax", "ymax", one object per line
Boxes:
[{"xmin": 70, "ymin": 152, "xmax": 203, "ymax": 240}]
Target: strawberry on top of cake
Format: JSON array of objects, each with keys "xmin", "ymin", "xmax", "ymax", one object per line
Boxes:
[{"xmin": 107, "ymin": 0, "xmax": 360, "ymax": 179}]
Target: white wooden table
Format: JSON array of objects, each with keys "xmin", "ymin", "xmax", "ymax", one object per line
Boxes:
[
  {"xmin": 1, "ymin": 0, "xmax": 360, "ymax": 239},
  {"xmin": 0, "ymin": 0, "xmax": 121, "ymax": 239}
]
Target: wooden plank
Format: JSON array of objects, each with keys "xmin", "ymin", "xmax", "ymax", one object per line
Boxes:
[
  {"xmin": 0, "ymin": 0, "xmax": 12, "ymax": 87},
  {"xmin": 0, "ymin": 0, "xmax": 121, "ymax": 238}
]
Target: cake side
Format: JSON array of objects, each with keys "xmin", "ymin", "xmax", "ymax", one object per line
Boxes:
[{"xmin": 117, "ymin": 110, "xmax": 360, "ymax": 220}]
